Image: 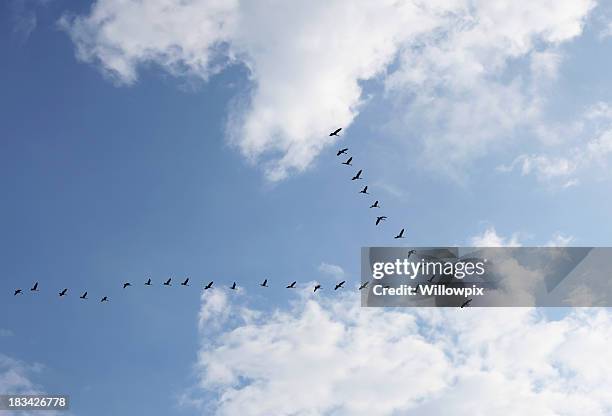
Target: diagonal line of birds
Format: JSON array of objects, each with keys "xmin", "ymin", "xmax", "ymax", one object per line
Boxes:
[{"xmin": 8, "ymin": 128, "xmax": 470, "ymax": 306}]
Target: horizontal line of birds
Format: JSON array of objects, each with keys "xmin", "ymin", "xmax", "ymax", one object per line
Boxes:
[
  {"xmin": 331, "ymin": 128, "xmax": 405, "ymax": 239},
  {"xmin": 12, "ymin": 278, "xmax": 372, "ymax": 302}
]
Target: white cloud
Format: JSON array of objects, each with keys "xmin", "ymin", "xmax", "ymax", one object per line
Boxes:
[
  {"xmin": 61, "ymin": 0, "xmax": 596, "ymax": 181},
  {"xmin": 0, "ymin": 354, "xmax": 44, "ymax": 395},
  {"xmin": 470, "ymin": 226, "xmax": 522, "ymax": 247},
  {"xmin": 190, "ymin": 292, "xmax": 612, "ymax": 415},
  {"xmin": 547, "ymin": 232, "xmax": 575, "ymax": 247},
  {"xmin": 0, "ymin": 329, "xmax": 14, "ymax": 337},
  {"xmin": 317, "ymin": 262, "xmax": 345, "ymax": 279},
  {"xmin": 499, "ymin": 101, "xmax": 612, "ymax": 186}
]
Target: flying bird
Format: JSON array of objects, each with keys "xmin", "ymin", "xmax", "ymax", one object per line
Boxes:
[
  {"xmin": 461, "ymin": 299, "xmax": 473, "ymax": 308},
  {"xmin": 101, "ymin": 296, "xmax": 109, "ymax": 303},
  {"xmin": 334, "ymin": 281, "xmax": 345, "ymax": 290},
  {"xmin": 351, "ymin": 170, "xmax": 363, "ymax": 180},
  {"xmin": 370, "ymin": 200, "xmax": 379, "ymax": 208},
  {"xmin": 145, "ymin": 278, "xmax": 152, "ymax": 286},
  {"xmin": 260, "ymin": 279, "xmax": 268, "ymax": 287},
  {"xmin": 80, "ymin": 292, "xmax": 88, "ymax": 299},
  {"xmin": 230, "ymin": 282, "xmax": 237, "ymax": 290},
  {"xmin": 394, "ymin": 228, "xmax": 405, "ymax": 239},
  {"xmin": 376, "ymin": 216, "xmax": 387, "ymax": 225},
  {"xmin": 286, "ymin": 281, "xmax": 296, "ymax": 289},
  {"xmin": 163, "ymin": 278, "xmax": 172, "ymax": 286},
  {"xmin": 358, "ymin": 281, "xmax": 369, "ymax": 290},
  {"xmin": 204, "ymin": 281, "xmax": 214, "ymax": 290},
  {"xmin": 337, "ymin": 148, "xmax": 349, "ymax": 156},
  {"xmin": 14, "ymin": 289, "xmax": 22, "ymax": 296},
  {"xmin": 59, "ymin": 288, "xmax": 67, "ymax": 297},
  {"xmin": 314, "ymin": 284, "xmax": 321, "ymax": 293},
  {"xmin": 359, "ymin": 186, "xmax": 369, "ymax": 194},
  {"xmin": 427, "ymin": 274, "xmax": 436, "ymax": 283},
  {"xmin": 30, "ymin": 282, "xmax": 38, "ymax": 292},
  {"xmin": 181, "ymin": 278, "xmax": 189, "ymax": 286},
  {"xmin": 342, "ymin": 157, "xmax": 353, "ymax": 166},
  {"xmin": 329, "ymin": 128, "xmax": 342, "ymax": 137},
  {"xmin": 123, "ymin": 282, "xmax": 131, "ymax": 289},
  {"xmin": 407, "ymin": 249, "xmax": 416, "ymax": 258}
]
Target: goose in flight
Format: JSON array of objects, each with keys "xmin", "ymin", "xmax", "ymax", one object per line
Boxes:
[
  {"xmin": 351, "ymin": 170, "xmax": 363, "ymax": 180},
  {"xmin": 101, "ymin": 296, "xmax": 109, "ymax": 303},
  {"xmin": 394, "ymin": 229, "xmax": 405, "ymax": 239},
  {"xmin": 14, "ymin": 289, "xmax": 22, "ymax": 296},
  {"xmin": 230, "ymin": 282, "xmax": 237, "ymax": 290},
  {"xmin": 30, "ymin": 282, "xmax": 39, "ymax": 292},
  {"xmin": 342, "ymin": 157, "xmax": 352, "ymax": 166},
  {"xmin": 181, "ymin": 278, "xmax": 189, "ymax": 286},
  {"xmin": 358, "ymin": 281, "xmax": 369, "ymax": 290},
  {"xmin": 204, "ymin": 281, "xmax": 214, "ymax": 290},
  {"xmin": 334, "ymin": 281, "xmax": 345, "ymax": 290},
  {"xmin": 314, "ymin": 284, "xmax": 321, "ymax": 293},
  {"xmin": 329, "ymin": 128, "xmax": 342, "ymax": 137},
  {"xmin": 336, "ymin": 148, "xmax": 349, "ymax": 156},
  {"xmin": 80, "ymin": 292, "xmax": 88, "ymax": 299},
  {"xmin": 59, "ymin": 288, "xmax": 68, "ymax": 297},
  {"xmin": 376, "ymin": 216, "xmax": 387, "ymax": 225},
  {"xmin": 370, "ymin": 200, "xmax": 379, "ymax": 208},
  {"xmin": 427, "ymin": 274, "xmax": 436, "ymax": 283},
  {"xmin": 461, "ymin": 299, "xmax": 472, "ymax": 308},
  {"xmin": 407, "ymin": 249, "xmax": 416, "ymax": 258},
  {"xmin": 359, "ymin": 186, "xmax": 369, "ymax": 194},
  {"xmin": 286, "ymin": 281, "xmax": 296, "ymax": 289},
  {"xmin": 163, "ymin": 278, "xmax": 172, "ymax": 286},
  {"xmin": 123, "ymin": 282, "xmax": 131, "ymax": 289},
  {"xmin": 145, "ymin": 278, "xmax": 152, "ymax": 286},
  {"xmin": 260, "ymin": 279, "xmax": 268, "ymax": 288}
]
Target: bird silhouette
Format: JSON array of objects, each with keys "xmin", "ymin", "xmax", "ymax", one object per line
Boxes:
[
  {"xmin": 407, "ymin": 249, "xmax": 416, "ymax": 258},
  {"xmin": 342, "ymin": 157, "xmax": 353, "ymax": 166},
  {"xmin": 286, "ymin": 281, "xmax": 296, "ymax": 289},
  {"xmin": 145, "ymin": 278, "xmax": 152, "ymax": 286},
  {"xmin": 427, "ymin": 274, "xmax": 436, "ymax": 283},
  {"xmin": 59, "ymin": 288, "xmax": 67, "ymax": 297},
  {"xmin": 163, "ymin": 278, "xmax": 172, "ymax": 286},
  {"xmin": 30, "ymin": 282, "xmax": 38, "ymax": 292},
  {"xmin": 123, "ymin": 282, "xmax": 131, "ymax": 289},
  {"xmin": 230, "ymin": 282, "xmax": 237, "ymax": 290},
  {"xmin": 359, "ymin": 186, "xmax": 369, "ymax": 194},
  {"xmin": 336, "ymin": 148, "xmax": 349, "ymax": 156},
  {"xmin": 334, "ymin": 281, "xmax": 345, "ymax": 290},
  {"xmin": 101, "ymin": 296, "xmax": 109, "ymax": 303},
  {"xmin": 461, "ymin": 299, "xmax": 472, "ymax": 308},
  {"xmin": 370, "ymin": 200, "xmax": 379, "ymax": 208},
  {"xmin": 376, "ymin": 216, "xmax": 387, "ymax": 225},
  {"xmin": 351, "ymin": 170, "xmax": 363, "ymax": 180},
  {"xmin": 358, "ymin": 281, "xmax": 369, "ymax": 290},
  {"xmin": 329, "ymin": 128, "xmax": 342, "ymax": 137},
  {"xmin": 260, "ymin": 279, "xmax": 268, "ymax": 287},
  {"xmin": 181, "ymin": 278, "xmax": 189, "ymax": 286},
  {"xmin": 204, "ymin": 281, "xmax": 214, "ymax": 290},
  {"xmin": 394, "ymin": 229, "xmax": 405, "ymax": 239},
  {"xmin": 14, "ymin": 289, "xmax": 22, "ymax": 296},
  {"xmin": 80, "ymin": 292, "xmax": 88, "ymax": 299},
  {"xmin": 314, "ymin": 284, "xmax": 321, "ymax": 293}
]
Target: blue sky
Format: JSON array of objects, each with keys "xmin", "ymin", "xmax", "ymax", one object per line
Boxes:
[{"xmin": 3, "ymin": 0, "xmax": 612, "ymax": 415}]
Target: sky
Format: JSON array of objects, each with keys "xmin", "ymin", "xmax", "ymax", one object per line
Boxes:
[{"xmin": 2, "ymin": 0, "xmax": 612, "ymax": 415}]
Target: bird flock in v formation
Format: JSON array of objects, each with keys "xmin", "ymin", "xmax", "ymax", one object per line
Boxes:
[{"xmin": 10, "ymin": 128, "xmax": 407, "ymax": 304}]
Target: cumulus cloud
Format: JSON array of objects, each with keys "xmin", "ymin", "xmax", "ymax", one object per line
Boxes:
[
  {"xmin": 60, "ymin": 0, "xmax": 596, "ymax": 181},
  {"xmin": 470, "ymin": 226, "xmax": 522, "ymax": 247},
  {"xmin": 190, "ymin": 291, "xmax": 612, "ymax": 415},
  {"xmin": 499, "ymin": 101, "xmax": 612, "ymax": 186},
  {"xmin": 318, "ymin": 262, "xmax": 346, "ymax": 279},
  {"xmin": 0, "ymin": 354, "xmax": 45, "ymax": 396}
]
